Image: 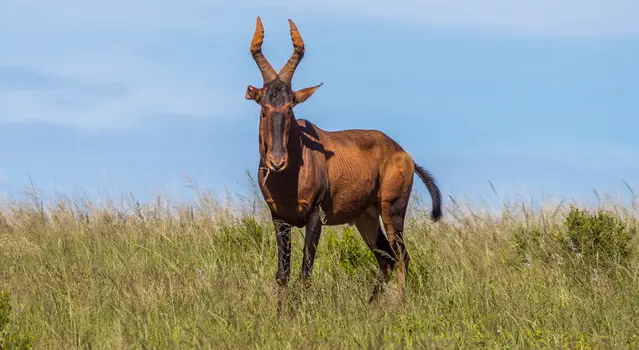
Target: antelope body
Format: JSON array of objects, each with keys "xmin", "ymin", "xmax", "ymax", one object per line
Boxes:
[{"xmin": 245, "ymin": 17, "xmax": 443, "ymax": 303}]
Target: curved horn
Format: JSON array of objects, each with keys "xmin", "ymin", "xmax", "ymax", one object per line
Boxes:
[
  {"xmin": 250, "ymin": 16, "xmax": 277, "ymax": 83},
  {"xmin": 278, "ymin": 19, "xmax": 305, "ymax": 85}
]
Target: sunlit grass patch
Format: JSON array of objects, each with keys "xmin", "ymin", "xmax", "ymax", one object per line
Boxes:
[{"xmin": 1, "ymin": 181, "xmax": 638, "ymax": 348}]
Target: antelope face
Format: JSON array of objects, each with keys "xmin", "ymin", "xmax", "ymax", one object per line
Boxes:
[
  {"xmin": 244, "ymin": 17, "xmax": 322, "ymax": 172},
  {"xmin": 253, "ymin": 79, "xmax": 295, "ymax": 171}
]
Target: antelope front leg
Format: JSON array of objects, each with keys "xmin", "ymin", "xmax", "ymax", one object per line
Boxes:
[
  {"xmin": 301, "ymin": 205, "xmax": 322, "ymax": 283},
  {"xmin": 273, "ymin": 218, "xmax": 292, "ymax": 286},
  {"xmin": 273, "ymin": 216, "xmax": 292, "ymax": 315}
]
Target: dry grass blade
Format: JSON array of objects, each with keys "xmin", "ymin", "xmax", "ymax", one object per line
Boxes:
[{"xmin": 0, "ymin": 180, "xmax": 638, "ymax": 348}]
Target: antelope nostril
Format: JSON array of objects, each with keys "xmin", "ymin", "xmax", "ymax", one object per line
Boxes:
[{"xmin": 270, "ymin": 158, "xmax": 286, "ymax": 170}]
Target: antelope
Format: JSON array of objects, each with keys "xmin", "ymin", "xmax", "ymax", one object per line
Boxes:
[{"xmin": 245, "ymin": 17, "xmax": 443, "ymax": 303}]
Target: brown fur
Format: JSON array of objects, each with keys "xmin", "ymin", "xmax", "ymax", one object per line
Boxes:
[{"xmin": 245, "ymin": 17, "xmax": 443, "ymax": 306}]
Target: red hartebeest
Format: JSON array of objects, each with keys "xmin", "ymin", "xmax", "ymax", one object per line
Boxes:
[{"xmin": 245, "ymin": 17, "xmax": 443, "ymax": 303}]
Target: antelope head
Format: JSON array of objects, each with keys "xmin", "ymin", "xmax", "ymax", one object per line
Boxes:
[{"xmin": 245, "ymin": 17, "xmax": 323, "ymax": 172}]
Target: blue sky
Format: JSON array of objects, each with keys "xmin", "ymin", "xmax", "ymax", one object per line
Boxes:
[{"xmin": 1, "ymin": 0, "xmax": 638, "ymax": 208}]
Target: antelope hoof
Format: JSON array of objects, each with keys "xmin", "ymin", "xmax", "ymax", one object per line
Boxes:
[
  {"xmin": 275, "ymin": 271, "xmax": 289, "ymax": 287},
  {"xmin": 276, "ymin": 284, "xmax": 288, "ymax": 315},
  {"xmin": 368, "ymin": 281, "xmax": 384, "ymax": 304},
  {"xmin": 299, "ymin": 275, "xmax": 312, "ymax": 289},
  {"xmin": 277, "ymin": 298, "xmax": 285, "ymax": 315}
]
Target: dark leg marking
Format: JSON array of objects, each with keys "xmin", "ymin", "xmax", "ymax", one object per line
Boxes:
[{"xmin": 301, "ymin": 205, "xmax": 323, "ymax": 282}]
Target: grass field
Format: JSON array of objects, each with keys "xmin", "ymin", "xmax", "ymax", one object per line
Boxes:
[{"xmin": 1, "ymin": 179, "xmax": 639, "ymax": 348}]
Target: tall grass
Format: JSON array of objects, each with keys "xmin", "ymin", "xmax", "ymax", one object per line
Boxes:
[{"xmin": 1, "ymin": 178, "xmax": 639, "ymax": 348}]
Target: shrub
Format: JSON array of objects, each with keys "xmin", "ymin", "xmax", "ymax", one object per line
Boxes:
[
  {"xmin": 325, "ymin": 226, "xmax": 376, "ymax": 275},
  {"xmin": 563, "ymin": 206, "xmax": 636, "ymax": 267},
  {"xmin": 512, "ymin": 224, "xmax": 563, "ymax": 267},
  {"xmin": 0, "ymin": 290, "xmax": 32, "ymax": 349},
  {"xmin": 218, "ymin": 216, "xmax": 266, "ymax": 251}
]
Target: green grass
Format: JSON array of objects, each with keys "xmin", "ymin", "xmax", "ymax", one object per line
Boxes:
[{"xmin": 1, "ymin": 182, "xmax": 639, "ymax": 348}]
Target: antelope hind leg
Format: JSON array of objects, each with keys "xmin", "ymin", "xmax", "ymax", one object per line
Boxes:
[{"xmin": 354, "ymin": 208, "xmax": 395, "ymax": 303}]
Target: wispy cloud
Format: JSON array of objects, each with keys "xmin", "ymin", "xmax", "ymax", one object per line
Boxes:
[
  {"xmin": 0, "ymin": 66, "xmax": 124, "ymax": 95},
  {"xmin": 0, "ymin": 54, "xmax": 237, "ymax": 128},
  {"xmin": 460, "ymin": 141, "xmax": 639, "ymax": 173},
  {"xmin": 4, "ymin": 0, "xmax": 637, "ymax": 37},
  {"xmin": 272, "ymin": 0, "xmax": 639, "ymax": 37},
  {"xmin": 0, "ymin": 1, "xmax": 245, "ymax": 128},
  {"xmin": 0, "ymin": 0, "xmax": 636, "ymax": 128}
]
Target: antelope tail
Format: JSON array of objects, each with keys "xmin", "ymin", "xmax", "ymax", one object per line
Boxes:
[{"xmin": 413, "ymin": 162, "xmax": 443, "ymax": 222}]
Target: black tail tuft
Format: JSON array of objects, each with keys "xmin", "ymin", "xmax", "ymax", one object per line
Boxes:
[{"xmin": 413, "ymin": 163, "xmax": 443, "ymax": 222}]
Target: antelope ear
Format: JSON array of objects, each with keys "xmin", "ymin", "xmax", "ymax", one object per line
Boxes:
[
  {"xmin": 245, "ymin": 85, "xmax": 263, "ymax": 103},
  {"xmin": 294, "ymin": 83, "xmax": 323, "ymax": 105}
]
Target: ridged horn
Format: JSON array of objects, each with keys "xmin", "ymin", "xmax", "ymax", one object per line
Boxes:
[
  {"xmin": 278, "ymin": 19, "xmax": 305, "ymax": 85},
  {"xmin": 250, "ymin": 16, "xmax": 277, "ymax": 83}
]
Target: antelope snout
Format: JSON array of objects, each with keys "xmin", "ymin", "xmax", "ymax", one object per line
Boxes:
[{"xmin": 268, "ymin": 153, "xmax": 288, "ymax": 172}]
